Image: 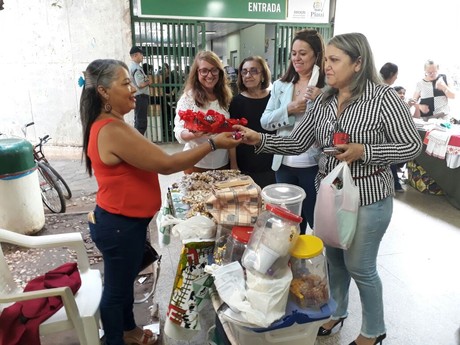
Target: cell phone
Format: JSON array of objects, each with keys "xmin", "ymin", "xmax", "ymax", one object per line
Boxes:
[{"xmin": 323, "ymin": 147, "xmax": 343, "ymax": 155}]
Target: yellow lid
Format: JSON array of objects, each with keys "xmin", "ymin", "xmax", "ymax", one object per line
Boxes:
[{"xmin": 290, "ymin": 234, "xmax": 324, "ymax": 259}]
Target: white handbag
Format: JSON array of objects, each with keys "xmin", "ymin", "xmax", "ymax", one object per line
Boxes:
[{"xmin": 314, "ymin": 161, "xmax": 360, "ymax": 249}]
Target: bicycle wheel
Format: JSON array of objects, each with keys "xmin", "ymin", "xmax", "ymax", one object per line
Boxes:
[
  {"xmin": 37, "ymin": 161, "xmax": 66, "ymax": 213},
  {"xmin": 42, "ymin": 162, "xmax": 72, "ymax": 199}
]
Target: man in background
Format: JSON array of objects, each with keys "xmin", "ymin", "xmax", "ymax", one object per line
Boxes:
[{"xmin": 129, "ymin": 46, "xmax": 151, "ymax": 135}]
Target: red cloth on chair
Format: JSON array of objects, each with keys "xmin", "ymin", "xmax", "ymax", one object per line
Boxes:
[{"xmin": 0, "ymin": 262, "xmax": 81, "ymax": 345}]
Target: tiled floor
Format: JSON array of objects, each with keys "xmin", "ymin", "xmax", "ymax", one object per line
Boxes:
[{"xmin": 42, "ymin": 144, "xmax": 460, "ymax": 345}]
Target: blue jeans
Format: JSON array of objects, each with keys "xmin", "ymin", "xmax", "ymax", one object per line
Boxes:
[
  {"xmin": 275, "ymin": 164, "xmax": 318, "ymax": 233},
  {"xmin": 89, "ymin": 205, "xmax": 152, "ymax": 345},
  {"xmin": 325, "ymin": 196, "xmax": 393, "ymax": 338}
]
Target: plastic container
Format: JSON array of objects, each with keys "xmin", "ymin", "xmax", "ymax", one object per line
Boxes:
[
  {"xmin": 289, "ymin": 235, "xmax": 329, "ymax": 309},
  {"xmin": 242, "ymin": 204, "xmax": 301, "ymax": 276},
  {"xmin": 0, "ymin": 138, "xmax": 45, "ymax": 234},
  {"xmin": 261, "ymin": 183, "xmax": 306, "ymax": 216},
  {"xmin": 222, "ymin": 298, "xmax": 336, "ymax": 345},
  {"xmin": 222, "ymin": 226, "xmax": 253, "ymax": 265}
]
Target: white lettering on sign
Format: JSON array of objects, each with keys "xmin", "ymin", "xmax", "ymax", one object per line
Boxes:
[{"xmin": 248, "ymin": 2, "xmax": 282, "ymax": 13}]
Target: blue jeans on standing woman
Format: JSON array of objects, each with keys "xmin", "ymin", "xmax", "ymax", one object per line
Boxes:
[
  {"xmin": 275, "ymin": 164, "xmax": 318, "ymax": 233},
  {"xmin": 326, "ymin": 196, "xmax": 393, "ymax": 338},
  {"xmin": 89, "ymin": 205, "xmax": 152, "ymax": 345}
]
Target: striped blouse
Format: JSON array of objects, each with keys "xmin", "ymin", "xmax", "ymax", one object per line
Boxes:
[{"xmin": 256, "ymin": 81, "xmax": 423, "ymax": 206}]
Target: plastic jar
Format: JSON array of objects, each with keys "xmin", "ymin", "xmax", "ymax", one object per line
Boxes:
[
  {"xmin": 242, "ymin": 204, "xmax": 302, "ymax": 276},
  {"xmin": 261, "ymin": 183, "xmax": 306, "ymax": 216},
  {"xmin": 222, "ymin": 226, "xmax": 253, "ymax": 265},
  {"xmin": 289, "ymin": 235, "xmax": 329, "ymax": 309}
]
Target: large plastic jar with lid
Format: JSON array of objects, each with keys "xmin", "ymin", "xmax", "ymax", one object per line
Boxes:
[
  {"xmin": 289, "ymin": 234, "xmax": 329, "ymax": 309},
  {"xmin": 261, "ymin": 183, "xmax": 306, "ymax": 216},
  {"xmin": 242, "ymin": 203, "xmax": 301, "ymax": 276},
  {"xmin": 222, "ymin": 226, "xmax": 253, "ymax": 265}
]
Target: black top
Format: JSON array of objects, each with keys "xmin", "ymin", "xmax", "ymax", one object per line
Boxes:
[{"xmin": 229, "ymin": 93, "xmax": 274, "ymax": 173}]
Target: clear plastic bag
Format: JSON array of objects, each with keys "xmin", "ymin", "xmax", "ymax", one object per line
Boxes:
[{"xmin": 314, "ymin": 162, "xmax": 359, "ymax": 249}]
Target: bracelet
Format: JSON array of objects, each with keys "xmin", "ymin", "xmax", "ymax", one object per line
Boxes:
[{"xmin": 207, "ymin": 138, "xmax": 217, "ymax": 151}]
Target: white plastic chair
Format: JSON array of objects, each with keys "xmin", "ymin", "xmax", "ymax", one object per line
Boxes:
[{"xmin": 0, "ymin": 228, "xmax": 102, "ymax": 345}]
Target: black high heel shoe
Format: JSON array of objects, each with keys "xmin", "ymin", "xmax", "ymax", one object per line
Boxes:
[
  {"xmin": 317, "ymin": 317, "xmax": 347, "ymax": 336},
  {"xmin": 349, "ymin": 333, "xmax": 386, "ymax": 345}
]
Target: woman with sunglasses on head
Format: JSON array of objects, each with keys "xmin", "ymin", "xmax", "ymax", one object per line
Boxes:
[
  {"xmin": 174, "ymin": 51, "xmax": 234, "ymax": 174},
  {"xmin": 228, "ymin": 56, "xmax": 276, "ymax": 188},
  {"xmin": 260, "ymin": 28, "xmax": 326, "ymax": 233}
]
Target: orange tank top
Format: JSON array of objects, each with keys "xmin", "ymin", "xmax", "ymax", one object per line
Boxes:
[{"xmin": 88, "ymin": 118, "xmax": 161, "ymax": 218}]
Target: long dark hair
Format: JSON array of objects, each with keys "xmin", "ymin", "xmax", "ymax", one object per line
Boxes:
[
  {"xmin": 79, "ymin": 59, "xmax": 128, "ymax": 176},
  {"xmin": 183, "ymin": 51, "xmax": 233, "ymax": 109},
  {"xmin": 280, "ymin": 29, "xmax": 326, "ymax": 88}
]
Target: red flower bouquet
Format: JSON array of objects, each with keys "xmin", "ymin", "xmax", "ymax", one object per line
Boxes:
[{"xmin": 179, "ymin": 109, "xmax": 247, "ymax": 133}]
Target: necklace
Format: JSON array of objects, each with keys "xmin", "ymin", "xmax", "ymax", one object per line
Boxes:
[{"xmin": 295, "ymin": 89, "xmax": 301, "ymax": 96}]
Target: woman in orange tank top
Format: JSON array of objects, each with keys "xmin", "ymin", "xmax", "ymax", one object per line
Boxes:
[{"xmin": 79, "ymin": 59, "xmax": 240, "ymax": 345}]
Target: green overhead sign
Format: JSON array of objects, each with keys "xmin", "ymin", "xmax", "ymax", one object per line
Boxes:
[{"xmin": 139, "ymin": 0, "xmax": 287, "ymax": 21}]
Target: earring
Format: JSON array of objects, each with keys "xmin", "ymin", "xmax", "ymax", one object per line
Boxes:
[{"xmin": 104, "ymin": 103, "xmax": 112, "ymax": 113}]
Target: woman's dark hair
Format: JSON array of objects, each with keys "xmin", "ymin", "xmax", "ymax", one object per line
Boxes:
[
  {"xmin": 379, "ymin": 62, "xmax": 398, "ymax": 83},
  {"xmin": 79, "ymin": 59, "xmax": 128, "ymax": 176},
  {"xmin": 280, "ymin": 29, "xmax": 326, "ymax": 88},
  {"xmin": 236, "ymin": 56, "xmax": 271, "ymax": 92},
  {"xmin": 183, "ymin": 50, "xmax": 233, "ymax": 109},
  {"xmin": 322, "ymin": 33, "xmax": 381, "ymax": 107},
  {"xmin": 393, "ymin": 86, "xmax": 406, "ymax": 93}
]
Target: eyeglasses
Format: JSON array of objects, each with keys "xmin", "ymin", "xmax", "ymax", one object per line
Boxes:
[
  {"xmin": 198, "ymin": 68, "xmax": 220, "ymax": 77},
  {"xmin": 425, "ymin": 71, "xmax": 438, "ymax": 76},
  {"xmin": 241, "ymin": 68, "xmax": 261, "ymax": 76}
]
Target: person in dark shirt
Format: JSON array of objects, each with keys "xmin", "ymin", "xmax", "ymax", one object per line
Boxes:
[{"xmin": 229, "ymin": 56, "xmax": 276, "ymax": 188}]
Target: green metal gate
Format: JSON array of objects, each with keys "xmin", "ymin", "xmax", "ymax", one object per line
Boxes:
[
  {"xmin": 273, "ymin": 23, "xmax": 333, "ymax": 82},
  {"xmin": 130, "ymin": 12, "xmax": 333, "ymax": 144},
  {"xmin": 131, "ymin": 18, "xmax": 206, "ymax": 143}
]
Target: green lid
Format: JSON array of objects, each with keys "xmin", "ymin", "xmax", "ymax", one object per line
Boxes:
[
  {"xmin": 0, "ymin": 138, "xmax": 36, "ymax": 176},
  {"xmin": 290, "ymin": 234, "xmax": 324, "ymax": 259}
]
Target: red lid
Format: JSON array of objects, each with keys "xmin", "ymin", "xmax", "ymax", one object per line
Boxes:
[
  {"xmin": 231, "ymin": 226, "xmax": 253, "ymax": 244},
  {"xmin": 265, "ymin": 204, "xmax": 302, "ymax": 223}
]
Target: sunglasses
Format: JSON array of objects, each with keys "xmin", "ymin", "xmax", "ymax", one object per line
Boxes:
[{"xmin": 241, "ymin": 68, "xmax": 261, "ymax": 76}]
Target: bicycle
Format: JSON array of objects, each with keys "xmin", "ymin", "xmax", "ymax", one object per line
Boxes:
[
  {"xmin": 23, "ymin": 123, "xmax": 72, "ymax": 200},
  {"xmin": 22, "ymin": 122, "xmax": 70, "ymax": 213}
]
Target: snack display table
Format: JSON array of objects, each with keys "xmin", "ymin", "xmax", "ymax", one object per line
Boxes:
[{"xmin": 160, "ymin": 171, "xmax": 334, "ymax": 344}]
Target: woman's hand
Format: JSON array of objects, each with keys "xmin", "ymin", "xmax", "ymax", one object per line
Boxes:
[
  {"xmin": 306, "ymin": 86, "xmax": 321, "ymax": 101},
  {"xmin": 232, "ymin": 125, "xmax": 262, "ymax": 146},
  {"xmin": 288, "ymin": 99, "xmax": 307, "ymax": 114},
  {"xmin": 213, "ymin": 132, "xmax": 241, "ymax": 149},
  {"xmin": 334, "ymin": 143, "xmax": 365, "ymax": 165}
]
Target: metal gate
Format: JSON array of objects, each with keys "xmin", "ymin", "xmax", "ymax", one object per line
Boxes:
[
  {"xmin": 131, "ymin": 19, "xmax": 206, "ymax": 143},
  {"xmin": 130, "ymin": 15, "xmax": 333, "ymax": 144},
  {"xmin": 273, "ymin": 23, "xmax": 333, "ymax": 82}
]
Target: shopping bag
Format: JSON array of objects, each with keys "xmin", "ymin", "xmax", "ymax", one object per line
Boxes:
[{"xmin": 314, "ymin": 161, "xmax": 359, "ymax": 249}]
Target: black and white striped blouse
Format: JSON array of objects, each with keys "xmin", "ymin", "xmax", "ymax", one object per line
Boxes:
[{"xmin": 256, "ymin": 81, "xmax": 423, "ymax": 206}]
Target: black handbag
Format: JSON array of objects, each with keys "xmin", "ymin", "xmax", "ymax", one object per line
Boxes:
[{"xmin": 140, "ymin": 241, "xmax": 159, "ymax": 272}]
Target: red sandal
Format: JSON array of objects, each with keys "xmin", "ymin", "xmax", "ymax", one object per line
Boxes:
[{"xmin": 123, "ymin": 328, "xmax": 158, "ymax": 345}]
